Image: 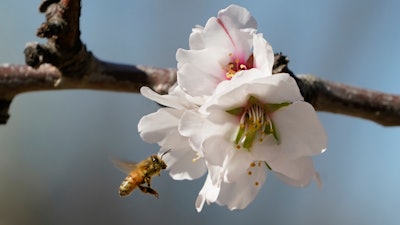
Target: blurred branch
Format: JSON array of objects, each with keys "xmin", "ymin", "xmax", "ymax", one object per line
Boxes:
[
  {"xmin": 299, "ymin": 74, "xmax": 400, "ymax": 126},
  {"xmin": 0, "ymin": 0, "xmax": 399, "ymax": 126}
]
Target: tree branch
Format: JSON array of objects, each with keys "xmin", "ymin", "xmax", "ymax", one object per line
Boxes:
[
  {"xmin": 0, "ymin": 0, "xmax": 399, "ymax": 126},
  {"xmin": 299, "ymin": 74, "xmax": 400, "ymax": 126}
]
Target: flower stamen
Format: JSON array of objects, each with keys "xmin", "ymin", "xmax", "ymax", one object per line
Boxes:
[
  {"xmin": 236, "ymin": 101, "xmax": 268, "ymax": 149},
  {"xmin": 192, "ymin": 153, "xmax": 202, "ymax": 163},
  {"xmin": 225, "ymin": 54, "xmax": 253, "ymax": 79},
  {"xmin": 227, "ymin": 96, "xmax": 288, "ymax": 150}
]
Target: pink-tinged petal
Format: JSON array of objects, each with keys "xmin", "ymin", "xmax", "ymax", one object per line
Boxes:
[
  {"xmin": 269, "ymin": 155, "xmax": 317, "ymax": 186},
  {"xmin": 176, "ymin": 48, "xmax": 226, "ymax": 76},
  {"xmin": 272, "ymin": 101, "xmax": 327, "ymax": 157},
  {"xmin": 176, "ymin": 5, "xmax": 262, "ymax": 97},
  {"xmin": 202, "ymin": 17, "xmax": 240, "ymax": 50},
  {"xmin": 253, "ymin": 33, "xmax": 274, "ymax": 74},
  {"xmin": 205, "ymin": 19, "xmax": 254, "ymax": 63},
  {"xmin": 216, "ymin": 5, "xmax": 257, "ymax": 60},
  {"xmin": 177, "ymin": 48, "xmax": 228, "ymax": 96},
  {"xmin": 217, "ymin": 163, "xmax": 267, "ymax": 210},
  {"xmin": 138, "ymin": 108, "xmax": 182, "ymax": 143}
]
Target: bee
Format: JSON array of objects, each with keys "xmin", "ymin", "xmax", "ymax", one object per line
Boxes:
[{"xmin": 114, "ymin": 150, "xmax": 170, "ymax": 198}]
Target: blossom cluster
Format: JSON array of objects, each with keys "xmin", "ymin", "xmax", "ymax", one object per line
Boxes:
[{"xmin": 138, "ymin": 5, "xmax": 327, "ymax": 211}]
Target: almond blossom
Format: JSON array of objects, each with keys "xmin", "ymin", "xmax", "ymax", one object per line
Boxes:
[
  {"xmin": 176, "ymin": 4, "xmax": 274, "ymax": 97},
  {"xmin": 137, "ymin": 4, "xmax": 327, "ymax": 212},
  {"xmin": 181, "ymin": 70, "xmax": 327, "ymax": 211}
]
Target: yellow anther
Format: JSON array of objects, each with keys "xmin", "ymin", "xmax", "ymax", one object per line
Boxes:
[{"xmin": 192, "ymin": 153, "xmax": 202, "ymax": 163}]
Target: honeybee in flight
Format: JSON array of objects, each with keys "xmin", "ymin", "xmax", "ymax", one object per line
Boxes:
[{"xmin": 114, "ymin": 150, "xmax": 170, "ymax": 198}]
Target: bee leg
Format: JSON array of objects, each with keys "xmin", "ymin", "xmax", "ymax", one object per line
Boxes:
[{"xmin": 138, "ymin": 184, "xmax": 159, "ymax": 198}]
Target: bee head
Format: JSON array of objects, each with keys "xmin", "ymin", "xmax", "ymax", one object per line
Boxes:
[
  {"xmin": 151, "ymin": 153, "xmax": 167, "ymax": 170},
  {"xmin": 151, "ymin": 149, "xmax": 170, "ymax": 170}
]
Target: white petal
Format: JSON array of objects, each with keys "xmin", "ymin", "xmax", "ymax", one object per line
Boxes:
[
  {"xmin": 195, "ymin": 188, "xmax": 207, "ymax": 212},
  {"xmin": 176, "ymin": 5, "xmax": 259, "ymax": 97},
  {"xmin": 138, "ymin": 108, "xmax": 182, "ymax": 143},
  {"xmin": 202, "ymin": 135, "xmax": 232, "ymax": 167},
  {"xmin": 179, "ymin": 110, "xmax": 205, "ymax": 151},
  {"xmin": 202, "ymin": 72, "xmax": 303, "ymax": 113},
  {"xmin": 272, "ymin": 101, "xmax": 327, "ymax": 157},
  {"xmin": 140, "ymin": 86, "xmax": 194, "ymax": 109},
  {"xmin": 189, "ymin": 25, "xmax": 205, "ymax": 50},
  {"xmin": 176, "ymin": 48, "xmax": 228, "ymax": 96},
  {"xmin": 223, "ymin": 150, "xmax": 253, "ymax": 183},
  {"xmin": 196, "ymin": 172, "xmax": 222, "ymax": 212},
  {"xmin": 165, "ymin": 149, "xmax": 207, "ymax": 180},
  {"xmin": 251, "ymin": 135, "xmax": 281, "ymax": 161},
  {"xmin": 180, "ymin": 109, "xmax": 237, "ymax": 153},
  {"xmin": 269, "ymin": 155, "xmax": 316, "ymax": 186},
  {"xmin": 217, "ymin": 163, "xmax": 267, "ymax": 210},
  {"xmin": 253, "ymin": 33, "xmax": 274, "ymax": 75},
  {"xmin": 218, "ymin": 5, "xmax": 257, "ymax": 30},
  {"xmin": 202, "ymin": 17, "xmax": 239, "ymax": 50}
]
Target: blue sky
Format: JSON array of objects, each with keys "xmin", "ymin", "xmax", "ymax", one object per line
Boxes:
[{"xmin": 0, "ymin": 1, "xmax": 400, "ymax": 225}]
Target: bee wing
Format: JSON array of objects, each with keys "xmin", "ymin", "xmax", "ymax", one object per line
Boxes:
[{"xmin": 112, "ymin": 159, "xmax": 138, "ymax": 174}]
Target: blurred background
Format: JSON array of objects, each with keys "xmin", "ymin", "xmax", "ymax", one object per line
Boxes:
[{"xmin": 0, "ymin": 1, "xmax": 400, "ymax": 224}]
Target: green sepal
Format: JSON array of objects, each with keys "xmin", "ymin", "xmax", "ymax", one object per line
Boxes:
[
  {"xmin": 248, "ymin": 96, "xmax": 261, "ymax": 105},
  {"xmin": 264, "ymin": 102, "xmax": 290, "ymax": 113},
  {"xmin": 226, "ymin": 106, "xmax": 244, "ymax": 116},
  {"xmin": 270, "ymin": 120, "xmax": 280, "ymax": 144}
]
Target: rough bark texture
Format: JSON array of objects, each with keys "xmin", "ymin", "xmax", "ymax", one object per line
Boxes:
[{"xmin": 0, "ymin": 0, "xmax": 399, "ymax": 126}]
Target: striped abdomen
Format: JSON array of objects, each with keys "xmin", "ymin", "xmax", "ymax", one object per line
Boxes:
[{"xmin": 119, "ymin": 173, "xmax": 142, "ymax": 196}]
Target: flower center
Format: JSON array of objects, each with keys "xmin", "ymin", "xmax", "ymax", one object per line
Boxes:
[
  {"xmin": 225, "ymin": 53, "xmax": 254, "ymax": 79},
  {"xmin": 235, "ymin": 101, "xmax": 272, "ymax": 149},
  {"xmin": 226, "ymin": 96, "xmax": 290, "ymax": 150}
]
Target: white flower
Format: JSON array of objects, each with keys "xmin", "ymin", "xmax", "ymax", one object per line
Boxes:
[
  {"xmin": 138, "ymin": 86, "xmax": 207, "ymax": 180},
  {"xmin": 195, "ymin": 162, "xmax": 267, "ymax": 211},
  {"xmin": 180, "ymin": 70, "xmax": 327, "ymax": 210},
  {"xmin": 176, "ymin": 4, "xmax": 274, "ymax": 97},
  {"xmin": 137, "ymin": 4, "xmax": 327, "ymax": 212},
  {"xmin": 195, "ymin": 156, "xmax": 320, "ymax": 211}
]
